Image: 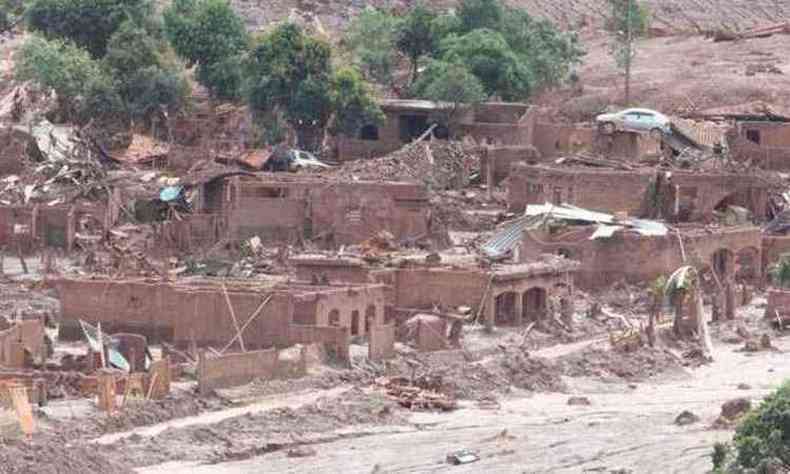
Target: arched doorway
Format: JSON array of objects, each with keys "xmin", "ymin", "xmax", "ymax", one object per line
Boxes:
[
  {"xmin": 523, "ymin": 287, "xmax": 547, "ymax": 322},
  {"xmin": 495, "ymin": 292, "xmax": 518, "ymax": 325}
]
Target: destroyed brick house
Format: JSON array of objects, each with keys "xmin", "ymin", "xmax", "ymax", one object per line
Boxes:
[
  {"xmin": 0, "ymin": 204, "xmax": 105, "ymax": 253},
  {"xmin": 158, "ymin": 173, "xmax": 434, "ymax": 251},
  {"xmin": 507, "ymin": 163, "xmax": 771, "ymax": 223},
  {"xmin": 291, "ymin": 255, "xmax": 578, "ymax": 329},
  {"xmin": 54, "ymin": 277, "xmax": 388, "ymax": 355},
  {"xmin": 336, "ymin": 99, "xmax": 545, "ymax": 159}
]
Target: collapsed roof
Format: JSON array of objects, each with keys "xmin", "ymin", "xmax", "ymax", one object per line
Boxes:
[{"xmin": 481, "ymin": 203, "xmax": 668, "ymax": 258}]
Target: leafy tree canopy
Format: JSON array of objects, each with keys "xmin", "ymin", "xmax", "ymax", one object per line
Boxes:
[
  {"xmin": 395, "ymin": 3, "xmax": 437, "ymax": 82},
  {"xmin": 345, "ymin": 9, "xmax": 402, "ymax": 85},
  {"xmin": 330, "ymin": 66, "xmax": 384, "ymax": 136},
  {"xmin": 411, "ymin": 60, "xmax": 485, "ymax": 125},
  {"xmin": 439, "ymin": 28, "xmax": 532, "ymax": 101},
  {"xmin": 26, "ymin": 0, "xmax": 151, "ymax": 57}
]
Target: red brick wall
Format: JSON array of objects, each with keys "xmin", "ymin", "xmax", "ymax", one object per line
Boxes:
[
  {"xmin": 507, "ymin": 165, "xmax": 651, "ymax": 214},
  {"xmin": 480, "ymin": 146, "xmax": 541, "ymax": 185},
  {"xmin": 198, "ymin": 348, "xmax": 278, "ymax": 394},
  {"xmin": 455, "ymin": 122, "xmax": 531, "ymax": 146},
  {"xmin": 532, "ymin": 123, "xmax": 595, "ymax": 158},
  {"xmin": 288, "ymin": 325, "xmax": 350, "ymax": 362},
  {"xmin": 522, "ymin": 227, "xmax": 762, "ymax": 289},
  {"xmin": 394, "ymin": 268, "xmax": 489, "ymax": 310},
  {"xmin": 54, "ymin": 280, "xmax": 293, "ymax": 348},
  {"xmin": 508, "ymin": 165, "xmax": 769, "ymax": 221}
]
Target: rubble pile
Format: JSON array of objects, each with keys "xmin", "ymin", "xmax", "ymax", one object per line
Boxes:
[
  {"xmin": 326, "ymin": 140, "xmax": 481, "ymax": 190},
  {"xmin": 378, "ymin": 375, "xmax": 458, "ymax": 411},
  {"xmin": 0, "ymin": 121, "xmax": 112, "ymax": 205}
]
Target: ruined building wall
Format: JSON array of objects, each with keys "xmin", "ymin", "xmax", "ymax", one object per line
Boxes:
[
  {"xmin": 394, "ymin": 268, "xmax": 490, "ymax": 310},
  {"xmin": 215, "ymin": 179, "xmax": 430, "ymax": 247},
  {"xmin": 728, "ymin": 127, "xmax": 790, "ymax": 171},
  {"xmin": 521, "ymin": 227, "xmax": 762, "ymax": 289},
  {"xmin": 0, "ymin": 129, "xmax": 29, "ymax": 175},
  {"xmin": 54, "ymin": 280, "xmax": 294, "ymax": 349},
  {"xmin": 531, "ymin": 123, "xmax": 595, "ymax": 158},
  {"xmin": 508, "ymin": 164, "xmax": 769, "ymax": 221},
  {"xmin": 480, "ymin": 146, "xmax": 542, "ymax": 185},
  {"xmin": 762, "ymin": 235, "xmax": 790, "ymax": 278},
  {"xmin": 507, "ymin": 164, "xmax": 651, "ymax": 214}
]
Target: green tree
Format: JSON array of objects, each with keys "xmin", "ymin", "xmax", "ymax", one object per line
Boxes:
[
  {"xmin": 439, "ymin": 29, "xmax": 532, "ymax": 101},
  {"xmin": 244, "ymin": 23, "xmax": 333, "ymax": 149},
  {"xmin": 16, "ymin": 36, "xmax": 118, "ymax": 118},
  {"xmin": 104, "ymin": 21, "xmax": 160, "ymax": 93},
  {"xmin": 457, "ymin": 0, "xmax": 503, "ymax": 33},
  {"xmin": 244, "ymin": 24, "xmax": 381, "ymax": 150},
  {"xmin": 25, "ymin": 0, "xmax": 150, "ymax": 57},
  {"xmin": 164, "ymin": 0, "xmax": 248, "ymax": 98},
  {"xmin": 411, "ymin": 60, "xmax": 485, "ymax": 127},
  {"xmin": 344, "ymin": 9, "xmax": 401, "ymax": 85},
  {"xmin": 502, "ymin": 8, "xmax": 584, "ymax": 90},
  {"xmin": 330, "ymin": 66, "xmax": 384, "ymax": 137},
  {"xmin": 608, "ymin": 0, "xmax": 649, "ymax": 103},
  {"xmin": 124, "ymin": 66, "xmax": 189, "ymax": 124},
  {"xmin": 396, "ymin": 3, "xmax": 438, "ymax": 84},
  {"xmin": 104, "ymin": 21, "xmax": 189, "ymax": 124}
]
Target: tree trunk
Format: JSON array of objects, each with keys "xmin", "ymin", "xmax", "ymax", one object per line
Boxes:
[{"xmin": 647, "ymin": 296, "xmax": 658, "ymax": 347}]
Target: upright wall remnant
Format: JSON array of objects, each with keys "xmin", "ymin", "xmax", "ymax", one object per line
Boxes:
[
  {"xmin": 288, "ymin": 325, "xmax": 350, "ymax": 363},
  {"xmin": 508, "ymin": 164, "xmax": 770, "ymax": 222},
  {"xmin": 368, "ymin": 324, "xmax": 396, "ymax": 360},
  {"xmin": 198, "ymin": 349, "xmax": 278, "ymax": 395}
]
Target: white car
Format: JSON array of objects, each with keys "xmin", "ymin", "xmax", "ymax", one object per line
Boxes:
[{"xmin": 596, "ymin": 108, "xmax": 671, "ymax": 139}]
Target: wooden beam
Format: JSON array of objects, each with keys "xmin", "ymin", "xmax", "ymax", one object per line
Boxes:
[
  {"xmin": 220, "ymin": 294, "xmax": 273, "ymax": 355},
  {"xmin": 222, "ymin": 283, "xmax": 245, "ymax": 352}
]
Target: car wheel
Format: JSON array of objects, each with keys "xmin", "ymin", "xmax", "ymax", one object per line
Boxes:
[
  {"xmin": 600, "ymin": 122, "xmax": 616, "ymax": 135},
  {"xmin": 650, "ymin": 128, "xmax": 663, "ymax": 140}
]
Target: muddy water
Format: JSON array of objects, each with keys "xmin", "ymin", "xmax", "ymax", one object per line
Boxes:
[{"xmin": 137, "ymin": 338, "xmax": 790, "ymax": 474}]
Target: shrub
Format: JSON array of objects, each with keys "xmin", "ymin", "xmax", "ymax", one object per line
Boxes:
[{"xmin": 715, "ymin": 380, "xmax": 790, "ymax": 472}]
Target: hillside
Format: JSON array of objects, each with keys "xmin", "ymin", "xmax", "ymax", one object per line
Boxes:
[{"xmin": 229, "ymin": 0, "xmax": 790, "ymax": 33}]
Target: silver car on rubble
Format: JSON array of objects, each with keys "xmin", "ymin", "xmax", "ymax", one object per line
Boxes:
[{"xmin": 595, "ymin": 108, "xmax": 671, "ymax": 139}]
